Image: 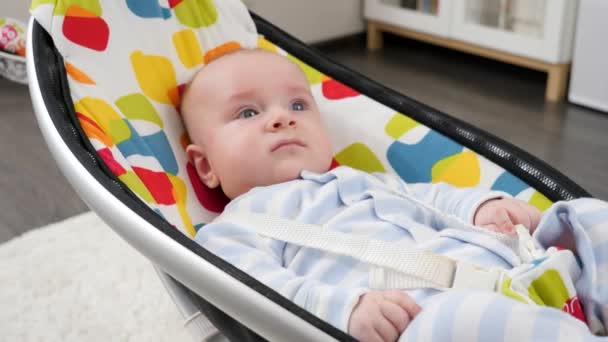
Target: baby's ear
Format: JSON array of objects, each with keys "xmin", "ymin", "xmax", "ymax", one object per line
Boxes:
[{"xmin": 186, "ymin": 144, "xmax": 220, "ymax": 189}]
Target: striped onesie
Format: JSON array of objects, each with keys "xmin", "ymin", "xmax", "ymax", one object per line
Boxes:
[{"xmin": 195, "ymin": 166, "xmax": 607, "ymax": 340}]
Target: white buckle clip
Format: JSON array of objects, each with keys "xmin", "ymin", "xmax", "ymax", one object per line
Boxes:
[
  {"xmin": 516, "ymin": 224, "xmax": 543, "ymax": 263},
  {"xmin": 452, "ymin": 262, "xmax": 503, "ymax": 292}
]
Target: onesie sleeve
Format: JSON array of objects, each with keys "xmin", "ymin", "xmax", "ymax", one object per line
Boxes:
[{"xmin": 378, "ymin": 172, "xmax": 510, "ymax": 225}]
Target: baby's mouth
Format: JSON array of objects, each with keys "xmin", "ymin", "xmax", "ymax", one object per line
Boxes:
[{"xmin": 271, "ymin": 138, "xmax": 306, "ymax": 152}]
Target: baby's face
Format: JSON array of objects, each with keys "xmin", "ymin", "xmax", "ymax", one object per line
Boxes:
[{"xmin": 183, "ymin": 50, "xmax": 333, "ymax": 199}]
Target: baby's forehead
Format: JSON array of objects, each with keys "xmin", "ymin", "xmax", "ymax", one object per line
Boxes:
[
  {"xmin": 191, "ymin": 50, "xmax": 307, "ymax": 93},
  {"xmin": 205, "ymin": 49, "xmax": 301, "ymax": 78},
  {"xmin": 216, "ymin": 48, "xmax": 291, "ymax": 65}
]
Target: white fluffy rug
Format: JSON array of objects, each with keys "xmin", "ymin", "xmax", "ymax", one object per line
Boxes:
[{"xmin": 0, "ymin": 212, "xmax": 190, "ymax": 341}]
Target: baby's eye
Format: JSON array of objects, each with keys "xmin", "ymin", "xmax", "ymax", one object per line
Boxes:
[
  {"xmin": 239, "ymin": 108, "xmax": 259, "ymax": 119},
  {"xmin": 291, "ymin": 101, "xmax": 306, "ymax": 112}
]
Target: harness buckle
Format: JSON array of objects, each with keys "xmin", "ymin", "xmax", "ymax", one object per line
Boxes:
[{"xmin": 452, "ymin": 262, "xmax": 504, "ymax": 292}]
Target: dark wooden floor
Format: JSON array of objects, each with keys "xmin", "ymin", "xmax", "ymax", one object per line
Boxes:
[
  {"xmin": 0, "ymin": 79, "xmax": 88, "ymax": 243},
  {"xmin": 0, "ymin": 34, "xmax": 606, "ymax": 244}
]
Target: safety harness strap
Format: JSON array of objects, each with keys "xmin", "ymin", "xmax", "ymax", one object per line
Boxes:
[{"xmin": 215, "ymin": 212, "xmax": 506, "ymax": 292}]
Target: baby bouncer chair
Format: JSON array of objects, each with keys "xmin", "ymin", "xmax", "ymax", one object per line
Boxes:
[{"xmin": 27, "ymin": 1, "xmax": 590, "ymax": 341}]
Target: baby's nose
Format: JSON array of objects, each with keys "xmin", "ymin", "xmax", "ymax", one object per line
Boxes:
[
  {"xmin": 272, "ymin": 118, "xmax": 296, "ymax": 129},
  {"xmin": 268, "ymin": 110, "xmax": 296, "ymax": 129}
]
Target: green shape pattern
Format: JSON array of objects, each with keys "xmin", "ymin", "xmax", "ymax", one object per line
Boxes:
[
  {"xmin": 287, "ymin": 55, "xmax": 324, "ymax": 85},
  {"xmin": 528, "ymin": 269, "xmax": 570, "ymax": 309},
  {"xmin": 174, "ymin": 0, "xmax": 218, "ymax": 28},
  {"xmin": 385, "ymin": 114, "xmax": 419, "ymax": 140},
  {"xmin": 335, "ymin": 143, "xmax": 385, "ymax": 173},
  {"xmin": 116, "ymin": 93, "xmax": 164, "ymax": 128},
  {"xmin": 30, "ymin": 0, "xmax": 56, "ymax": 11},
  {"xmin": 119, "ymin": 171, "xmax": 155, "ymax": 203},
  {"xmin": 54, "ymin": 0, "xmax": 102, "ymax": 16}
]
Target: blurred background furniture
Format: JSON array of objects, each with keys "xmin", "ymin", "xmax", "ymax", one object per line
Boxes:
[
  {"xmin": 0, "ymin": 18, "xmax": 27, "ymax": 84},
  {"xmin": 0, "ymin": 0, "xmax": 29, "ymax": 84},
  {"xmin": 243, "ymin": 0, "xmax": 364, "ymax": 43},
  {"xmin": 0, "ymin": 1, "xmax": 29, "ymax": 22},
  {"xmin": 568, "ymin": 0, "xmax": 608, "ymax": 113},
  {"xmin": 364, "ymin": 0, "xmax": 579, "ymax": 102}
]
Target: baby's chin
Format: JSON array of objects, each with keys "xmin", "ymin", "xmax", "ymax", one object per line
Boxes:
[
  {"xmin": 271, "ymin": 165, "xmax": 305, "ymax": 184},
  {"xmin": 271, "ymin": 160, "xmax": 331, "ymax": 183}
]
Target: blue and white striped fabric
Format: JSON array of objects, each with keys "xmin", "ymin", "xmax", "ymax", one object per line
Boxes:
[{"xmin": 194, "ymin": 166, "xmax": 607, "ymax": 339}]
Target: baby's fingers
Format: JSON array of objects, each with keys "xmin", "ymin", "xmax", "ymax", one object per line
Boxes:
[
  {"xmin": 513, "ymin": 200, "xmax": 542, "ymax": 232},
  {"xmin": 493, "ymin": 208, "xmax": 516, "ymax": 234},
  {"xmin": 379, "ymin": 300, "xmax": 411, "ymax": 333},
  {"xmin": 374, "ymin": 311, "xmax": 401, "ymax": 342},
  {"xmin": 383, "ymin": 290, "xmax": 422, "ymax": 318}
]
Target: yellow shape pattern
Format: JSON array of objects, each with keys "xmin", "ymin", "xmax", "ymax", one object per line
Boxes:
[
  {"xmin": 335, "ymin": 143, "xmax": 385, "ymax": 173},
  {"xmin": 74, "ymin": 97, "xmax": 131, "ymax": 144},
  {"xmin": 258, "ymin": 36, "xmax": 277, "ymax": 53},
  {"xmin": 500, "ymin": 277, "xmax": 529, "ymax": 304},
  {"xmin": 431, "ymin": 151, "xmax": 480, "ymax": 187},
  {"xmin": 119, "ymin": 171, "xmax": 155, "ymax": 203},
  {"xmin": 528, "ymin": 269, "xmax": 570, "ymax": 309},
  {"xmin": 173, "ymin": 29, "xmax": 204, "ymax": 68},
  {"xmin": 385, "ymin": 113, "xmax": 420, "ymax": 139},
  {"xmin": 131, "ymin": 51, "xmax": 178, "ymax": 105},
  {"xmin": 287, "ymin": 55, "xmax": 324, "ymax": 85},
  {"xmin": 168, "ymin": 175, "xmax": 196, "ymax": 237},
  {"xmin": 529, "ymin": 191, "xmax": 553, "ymax": 212}
]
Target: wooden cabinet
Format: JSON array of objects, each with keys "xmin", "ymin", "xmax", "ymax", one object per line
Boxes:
[{"xmin": 364, "ymin": 0, "xmax": 579, "ymax": 101}]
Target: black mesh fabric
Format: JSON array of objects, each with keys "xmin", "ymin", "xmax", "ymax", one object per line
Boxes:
[{"xmin": 31, "ymin": 10, "xmax": 590, "ymax": 342}]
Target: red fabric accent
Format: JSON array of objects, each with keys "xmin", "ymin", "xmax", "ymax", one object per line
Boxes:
[
  {"xmin": 97, "ymin": 148, "xmax": 127, "ymax": 176},
  {"xmin": 329, "ymin": 158, "xmax": 340, "ymax": 171},
  {"xmin": 563, "ymin": 296, "xmax": 587, "ymax": 322},
  {"xmin": 187, "ymin": 162, "xmax": 229, "ymax": 213},
  {"xmin": 175, "ymin": 83, "xmax": 188, "ymax": 116},
  {"xmin": 322, "ymin": 79, "xmax": 359, "ymax": 100},
  {"xmin": 62, "ymin": 11, "xmax": 109, "ymax": 51},
  {"xmin": 168, "ymin": 0, "xmax": 183, "ymax": 9},
  {"xmin": 132, "ymin": 167, "xmax": 176, "ymax": 205},
  {"xmin": 177, "ymin": 83, "xmax": 187, "ymax": 96}
]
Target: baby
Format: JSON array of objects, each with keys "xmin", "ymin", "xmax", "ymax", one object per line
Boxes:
[{"xmin": 180, "ymin": 49, "xmax": 544, "ymax": 342}]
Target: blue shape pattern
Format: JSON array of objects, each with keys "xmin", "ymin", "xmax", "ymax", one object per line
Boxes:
[
  {"xmin": 194, "ymin": 223, "xmax": 206, "ymax": 232},
  {"xmin": 492, "ymin": 171, "xmax": 529, "ymax": 196},
  {"xmin": 387, "ymin": 131, "xmax": 463, "ymax": 183},
  {"xmin": 126, "ymin": 0, "xmax": 172, "ymax": 19},
  {"xmin": 117, "ymin": 120, "xmax": 178, "ymax": 175}
]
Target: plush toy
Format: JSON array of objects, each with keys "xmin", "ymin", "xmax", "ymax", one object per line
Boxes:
[{"xmin": 0, "ymin": 18, "xmax": 26, "ymax": 57}]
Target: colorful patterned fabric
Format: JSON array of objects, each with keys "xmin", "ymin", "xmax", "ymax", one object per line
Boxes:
[
  {"xmin": 501, "ymin": 248, "xmax": 585, "ymax": 321},
  {"xmin": 30, "ymin": 0, "xmax": 553, "ymax": 239}
]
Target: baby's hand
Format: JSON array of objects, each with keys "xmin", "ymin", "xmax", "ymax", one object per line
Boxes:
[
  {"xmin": 474, "ymin": 198, "xmax": 541, "ymax": 234},
  {"xmin": 348, "ymin": 290, "xmax": 421, "ymax": 342}
]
